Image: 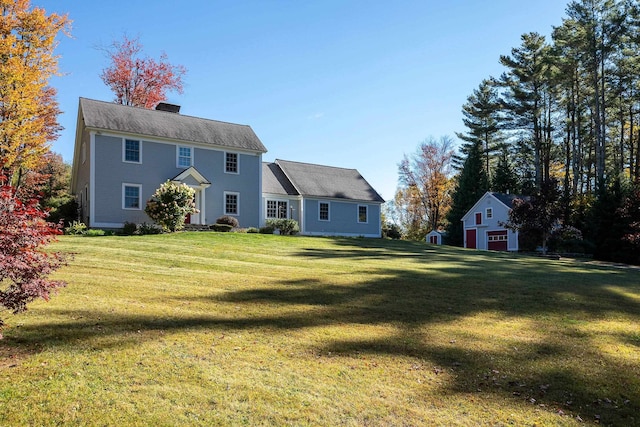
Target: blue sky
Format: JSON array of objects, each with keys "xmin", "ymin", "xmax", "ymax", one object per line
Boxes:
[{"xmin": 39, "ymin": 0, "xmax": 570, "ymax": 201}]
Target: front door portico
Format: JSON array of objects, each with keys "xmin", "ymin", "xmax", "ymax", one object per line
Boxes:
[{"xmin": 171, "ymin": 166, "xmax": 211, "ymax": 225}]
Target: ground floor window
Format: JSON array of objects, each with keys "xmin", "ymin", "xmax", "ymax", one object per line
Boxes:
[
  {"xmin": 267, "ymin": 200, "xmax": 288, "ymax": 219},
  {"xmin": 319, "ymin": 202, "xmax": 329, "ymax": 221},
  {"xmin": 488, "ymin": 234, "xmax": 508, "ymax": 242},
  {"xmin": 123, "ymin": 183, "xmax": 141, "ymax": 210},
  {"xmin": 225, "ymin": 192, "xmax": 239, "ymax": 215},
  {"xmin": 358, "ymin": 205, "xmax": 368, "ymax": 223}
]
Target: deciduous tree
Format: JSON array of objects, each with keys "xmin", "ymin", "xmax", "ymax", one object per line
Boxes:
[
  {"xmin": 0, "ymin": 0, "xmax": 70, "ymax": 183},
  {"xmin": 398, "ymin": 136, "xmax": 454, "ymax": 235},
  {"xmin": 100, "ymin": 35, "xmax": 186, "ymax": 109},
  {"xmin": 0, "ymin": 179, "xmax": 66, "ymax": 332},
  {"xmin": 502, "ymin": 179, "xmax": 563, "ymax": 254}
]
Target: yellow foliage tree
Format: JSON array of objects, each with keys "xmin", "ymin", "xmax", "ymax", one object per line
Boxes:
[{"xmin": 0, "ymin": 0, "xmax": 70, "ymax": 184}]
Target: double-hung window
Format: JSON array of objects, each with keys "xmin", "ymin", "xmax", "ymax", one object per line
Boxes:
[
  {"xmin": 358, "ymin": 205, "xmax": 368, "ymax": 223},
  {"xmin": 486, "ymin": 208, "xmax": 493, "ymax": 219},
  {"xmin": 225, "ymin": 192, "xmax": 239, "ymax": 215},
  {"xmin": 177, "ymin": 146, "xmax": 193, "ymax": 168},
  {"xmin": 123, "ymin": 184, "xmax": 142, "ymax": 210},
  {"xmin": 266, "ymin": 200, "xmax": 288, "ymax": 219},
  {"xmin": 123, "ymin": 139, "xmax": 141, "ymax": 163},
  {"xmin": 225, "ymin": 152, "xmax": 238, "ymax": 174},
  {"xmin": 319, "ymin": 202, "xmax": 330, "ymax": 221}
]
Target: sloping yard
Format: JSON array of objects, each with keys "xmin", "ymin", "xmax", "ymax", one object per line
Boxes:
[{"xmin": 1, "ymin": 233, "xmax": 638, "ymax": 426}]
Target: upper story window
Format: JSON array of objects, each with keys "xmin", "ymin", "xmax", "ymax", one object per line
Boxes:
[
  {"xmin": 319, "ymin": 202, "xmax": 330, "ymax": 221},
  {"xmin": 177, "ymin": 146, "xmax": 193, "ymax": 168},
  {"xmin": 123, "ymin": 139, "xmax": 141, "ymax": 163},
  {"xmin": 358, "ymin": 205, "xmax": 368, "ymax": 223},
  {"xmin": 475, "ymin": 212, "xmax": 482, "ymax": 225},
  {"xmin": 486, "ymin": 208, "xmax": 493, "ymax": 219},
  {"xmin": 225, "ymin": 192, "xmax": 239, "ymax": 215},
  {"xmin": 225, "ymin": 152, "xmax": 238, "ymax": 174},
  {"xmin": 122, "ymin": 183, "xmax": 142, "ymax": 210}
]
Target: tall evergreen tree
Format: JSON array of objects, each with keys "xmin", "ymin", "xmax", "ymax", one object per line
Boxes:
[
  {"xmin": 564, "ymin": 0, "xmax": 626, "ymax": 187},
  {"xmin": 446, "ymin": 141, "xmax": 490, "ymax": 246},
  {"xmin": 455, "ymin": 79, "xmax": 504, "ymax": 182},
  {"xmin": 499, "ymin": 32, "xmax": 556, "ymax": 190},
  {"xmin": 492, "ymin": 146, "xmax": 519, "ymax": 194}
]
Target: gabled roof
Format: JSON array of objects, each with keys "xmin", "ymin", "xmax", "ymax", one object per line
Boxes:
[
  {"xmin": 491, "ymin": 192, "xmax": 521, "ymax": 208},
  {"xmin": 262, "ymin": 162, "xmax": 300, "ymax": 196},
  {"xmin": 78, "ymin": 98, "xmax": 267, "ymax": 153},
  {"xmin": 265, "ymin": 159, "xmax": 385, "ymax": 203},
  {"xmin": 171, "ymin": 166, "xmax": 211, "ymax": 186},
  {"xmin": 461, "ymin": 191, "xmax": 523, "ymax": 222}
]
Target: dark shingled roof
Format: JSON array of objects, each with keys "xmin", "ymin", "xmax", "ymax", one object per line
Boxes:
[
  {"xmin": 491, "ymin": 192, "xmax": 526, "ymax": 207},
  {"xmin": 262, "ymin": 162, "xmax": 299, "ymax": 196},
  {"xmin": 271, "ymin": 159, "xmax": 385, "ymax": 203},
  {"xmin": 79, "ymin": 98, "xmax": 267, "ymax": 153}
]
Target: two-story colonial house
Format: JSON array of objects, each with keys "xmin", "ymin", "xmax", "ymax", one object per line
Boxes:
[{"xmin": 71, "ymin": 98, "xmax": 384, "ymax": 237}]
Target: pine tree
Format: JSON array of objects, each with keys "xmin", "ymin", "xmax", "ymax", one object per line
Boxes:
[
  {"xmin": 446, "ymin": 141, "xmax": 490, "ymax": 246},
  {"xmin": 492, "ymin": 146, "xmax": 519, "ymax": 194},
  {"xmin": 455, "ymin": 79, "xmax": 504, "ymax": 182}
]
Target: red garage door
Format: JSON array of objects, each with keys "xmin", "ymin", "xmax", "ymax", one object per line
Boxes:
[
  {"xmin": 465, "ymin": 229, "xmax": 477, "ymax": 249},
  {"xmin": 487, "ymin": 230, "xmax": 508, "ymax": 251}
]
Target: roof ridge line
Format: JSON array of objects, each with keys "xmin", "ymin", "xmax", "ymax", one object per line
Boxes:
[
  {"xmin": 275, "ymin": 158, "xmax": 357, "ymax": 171},
  {"xmin": 80, "ymin": 97, "xmax": 253, "ymax": 128},
  {"xmin": 273, "ymin": 160, "xmax": 303, "ymax": 195}
]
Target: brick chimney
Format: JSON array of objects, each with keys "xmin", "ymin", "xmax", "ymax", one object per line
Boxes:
[{"xmin": 155, "ymin": 102, "xmax": 181, "ymax": 113}]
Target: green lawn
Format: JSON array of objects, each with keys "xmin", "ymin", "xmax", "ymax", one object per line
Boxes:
[{"xmin": 1, "ymin": 233, "xmax": 638, "ymax": 426}]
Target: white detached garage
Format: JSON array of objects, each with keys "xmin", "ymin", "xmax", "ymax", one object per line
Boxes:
[{"xmin": 461, "ymin": 192, "xmax": 520, "ymax": 251}]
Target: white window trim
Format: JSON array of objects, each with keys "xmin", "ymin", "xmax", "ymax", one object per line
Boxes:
[
  {"xmin": 176, "ymin": 145, "xmax": 193, "ymax": 168},
  {"xmin": 224, "ymin": 191, "xmax": 240, "ymax": 216},
  {"xmin": 122, "ymin": 138, "xmax": 142, "ymax": 164},
  {"xmin": 486, "ymin": 207, "xmax": 493, "ymax": 219},
  {"xmin": 265, "ymin": 199, "xmax": 289, "ymax": 219},
  {"xmin": 475, "ymin": 212, "xmax": 482, "ymax": 225},
  {"xmin": 224, "ymin": 151, "xmax": 240, "ymax": 175},
  {"xmin": 122, "ymin": 183, "xmax": 142, "ymax": 210},
  {"xmin": 357, "ymin": 204, "xmax": 368, "ymax": 224},
  {"xmin": 319, "ymin": 201, "xmax": 330, "ymax": 221}
]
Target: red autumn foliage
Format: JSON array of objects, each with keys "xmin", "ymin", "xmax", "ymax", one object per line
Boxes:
[
  {"xmin": 0, "ymin": 179, "xmax": 66, "ymax": 331},
  {"xmin": 100, "ymin": 35, "xmax": 186, "ymax": 109}
]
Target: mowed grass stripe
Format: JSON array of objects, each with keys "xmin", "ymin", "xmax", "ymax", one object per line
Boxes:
[{"xmin": 1, "ymin": 232, "xmax": 638, "ymax": 426}]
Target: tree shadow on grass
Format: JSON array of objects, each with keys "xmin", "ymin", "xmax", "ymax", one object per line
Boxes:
[{"xmin": 2, "ymin": 238, "xmax": 639, "ymax": 424}]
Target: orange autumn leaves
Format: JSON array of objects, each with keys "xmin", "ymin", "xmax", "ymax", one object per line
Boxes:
[
  {"xmin": 100, "ymin": 35, "xmax": 186, "ymax": 109},
  {"xmin": 0, "ymin": 0, "xmax": 70, "ymax": 180}
]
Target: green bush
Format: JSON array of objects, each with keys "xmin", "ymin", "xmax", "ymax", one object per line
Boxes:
[
  {"xmin": 121, "ymin": 222, "xmax": 138, "ymax": 236},
  {"xmin": 137, "ymin": 222, "xmax": 163, "ymax": 235},
  {"xmin": 45, "ymin": 196, "xmax": 78, "ymax": 227},
  {"xmin": 85, "ymin": 229, "xmax": 106, "ymax": 237},
  {"xmin": 215, "ymin": 215, "xmax": 239, "ymax": 228},
  {"xmin": 246, "ymin": 227, "xmax": 259, "ymax": 233},
  {"xmin": 145, "ymin": 181, "xmax": 197, "ymax": 232},
  {"xmin": 265, "ymin": 219, "xmax": 299, "ymax": 235},
  {"xmin": 382, "ymin": 222, "xmax": 402, "ymax": 239},
  {"xmin": 211, "ymin": 223, "xmax": 233, "ymax": 232},
  {"xmin": 259, "ymin": 225, "xmax": 275, "ymax": 234},
  {"xmin": 65, "ymin": 221, "xmax": 87, "ymax": 235}
]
